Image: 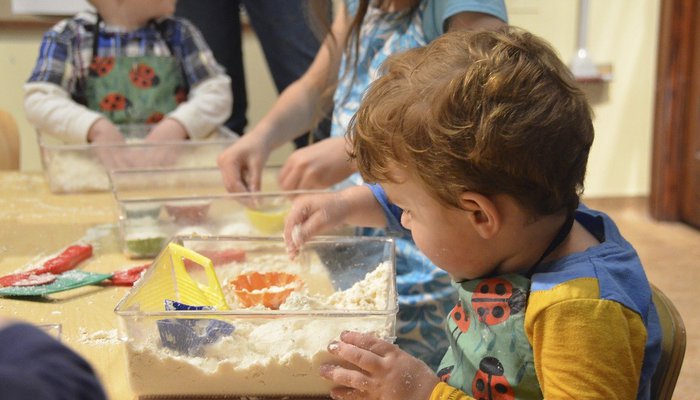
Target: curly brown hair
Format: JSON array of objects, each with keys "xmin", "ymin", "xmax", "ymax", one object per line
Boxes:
[{"xmin": 350, "ymin": 27, "xmax": 594, "ymax": 217}]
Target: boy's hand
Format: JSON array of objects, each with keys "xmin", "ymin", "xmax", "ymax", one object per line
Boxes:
[
  {"xmin": 145, "ymin": 118, "xmax": 188, "ymax": 142},
  {"xmin": 283, "ymin": 192, "xmax": 349, "ymax": 258},
  {"xmin": 88, "ymin": 118, "xmax": 129, "ymax": 168},
  {"xmin": 321, "ymin": 331, "xmax": 440, "ymax": 400},
  {"xmin": 140, "ymin": 118, "xmax": 187, "ymax": 167},
  {"xmin": 278, "ymin": 137, "xmax": 355, "ymax": 190},
  {"xmin": 88, "ymin": 118, "xmax": 124, "ymax": 144}
]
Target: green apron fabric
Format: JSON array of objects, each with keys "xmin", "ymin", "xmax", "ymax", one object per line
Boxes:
[
  {"xmin": 85, "ymin": 54, "xmax": 187, "ymax": 137},
  {"xmin": 437, "ymin": 275, "xmax": 542, "ymax": 399}
]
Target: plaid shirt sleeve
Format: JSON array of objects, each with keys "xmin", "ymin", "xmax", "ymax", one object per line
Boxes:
[
  {"xmin": 164, "ymin": 17, "xmax": 225, "ymax": 88},
  {"xmin": 27, "ymin": 19, "xmax": 75, "ymax": 88}
]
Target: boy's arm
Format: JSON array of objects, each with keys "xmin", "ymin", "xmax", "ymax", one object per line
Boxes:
[
  {"xmin": 527, "ymin": 290, "xmax": 647, "ymax": 398},
  {"xmin": 167, "ymin": 73, "xmax": 233, "ymax": 140},
  {"xmin": 24, "ymin": 82, "xmax": 105, "ymax": 144}
]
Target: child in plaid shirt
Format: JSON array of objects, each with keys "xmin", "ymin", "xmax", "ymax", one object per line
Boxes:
[{"xmin": 24, "ymin": 0, "xmax": 232, "ymax": 145}]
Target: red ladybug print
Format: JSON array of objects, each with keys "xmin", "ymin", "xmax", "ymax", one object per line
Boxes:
[
  {"xmin": 472, "ymin": 357, "xmax": 515, "ymax": 400},
  {"xmin": 99, "ymin": 92, "xmax": 131, "ymax": 112},
  {"xmin": 174, "ymin": 86, "xmax": 188, "ymax": 104},
  {"xmin": 89, "ymin": 56, "xmax": 115, "ymax": 77},
  {"xmin": 129, "ymin": 63, "xmax": 160, "ymax": 89},
  {"xmin": 146, "ymin": 112, "xmax": 164, "ymax": 124},
  {"xmin": 471, "ymin": 278, "xmax": 526, "ymax": 325},
  {"xmin": 437, "ymin": 365, "xmax": 454, "ymax": 383},
  {"xmin": 449, "ymin": 301, "xmax": 471, "ymax": 333}
]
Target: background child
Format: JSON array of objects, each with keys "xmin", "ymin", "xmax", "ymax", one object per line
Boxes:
[
  {"xmin": 218, "ymin": 0, "xmax": 508, "ymax": 370},
  {"xmin": 24, "ymin": 0, "xmax": 232, "ymax": 145},
  {"xmin": 0, "ymin": 318, "xmax": 106, "ymax": 399},
  {"xmin": 285, "ymin": 28, "xmax": 661, "ymax": 399}
]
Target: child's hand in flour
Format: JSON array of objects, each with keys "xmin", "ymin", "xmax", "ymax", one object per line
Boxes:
[
  {"xmin": 283, "ymin": 191, "xmax": 349, "ymax": 258},
  {"xmin": 320, "ymin": 331, "xmax": 440, "ymax": 400},
  {"xmin": 284, "ymin": 185, "xmax": 389, "ymax": 259}
]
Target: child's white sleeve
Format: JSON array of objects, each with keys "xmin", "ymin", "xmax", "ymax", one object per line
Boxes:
[
  {"xmin": 23, "ymin": 82, "xmax": 103, "ymax": 144},
  {"xmin": 167, "ymin": 73, "xmax": 233, "ymax": 140}
]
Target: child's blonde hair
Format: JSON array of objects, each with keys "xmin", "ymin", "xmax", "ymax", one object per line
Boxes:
[{"xmin": 350, "ymin": 27, "xmax": 594, "ymax": 217}]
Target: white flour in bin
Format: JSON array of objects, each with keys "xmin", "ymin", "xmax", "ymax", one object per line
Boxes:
[
  {"xmin": 123, "ymin": 253, "xmax": 393, "ymax": 397},
  {"xmin": 45, "ymin": 143, "xmax": 224, "ymax": 192}
]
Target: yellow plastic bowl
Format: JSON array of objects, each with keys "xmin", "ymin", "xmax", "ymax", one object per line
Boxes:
[{"xmin": 244, "ymin": 204, "xmax": 289, "ymax": 234}]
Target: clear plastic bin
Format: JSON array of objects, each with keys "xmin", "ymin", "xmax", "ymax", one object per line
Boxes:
[
  {"xmin": 38, "ymin": 128, "xmax": 237, "ymax": 194},
  {"xmin": 115, "ymin": 235, "xmax": 397, "ymax": 398},
  {"xmin": 109, "ymin": 167, "xmax": 325, "ymax": 258}
]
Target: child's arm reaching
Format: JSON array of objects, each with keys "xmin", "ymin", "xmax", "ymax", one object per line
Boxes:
[
  {"xmin": 283, "ymin": 185, "xmax": 387, "ymax": 256},
  {"xmin": 320, "ymin": 331, "xmax": 441, "ymax": 400}
]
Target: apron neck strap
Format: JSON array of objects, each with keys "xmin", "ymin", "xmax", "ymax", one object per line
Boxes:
[
  {"xmin": 528, "ymin": 212, "xmax": 575, "ymax": 276},
  {"xmin": 91, "ymin": 14, "xmax": 102, "ymax": 60}
]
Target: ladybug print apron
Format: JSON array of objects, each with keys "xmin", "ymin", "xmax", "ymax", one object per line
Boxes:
[
  {"xmin": 85, "ymin": 17, "xmax": 187, "ymax": 137},
  {"xmin": 437, "ymin": 274, "xmax": 542, "ymax": 399}
]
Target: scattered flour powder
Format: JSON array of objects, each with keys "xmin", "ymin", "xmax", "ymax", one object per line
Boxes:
[{"xmin": 78, "ymin": 328, "xmax": 120, "ymax": 345}]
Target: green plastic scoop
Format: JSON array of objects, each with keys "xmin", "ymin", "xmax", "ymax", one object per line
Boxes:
[{"xmin": 0, "ymin": 271, "xmax": 113, "ymax": 297}]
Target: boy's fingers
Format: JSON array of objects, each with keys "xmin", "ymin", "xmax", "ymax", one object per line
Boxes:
[
  {"xmin": 340, "ymin": 331, "xmax": 395, "ymax": 357},
  {"xmin": 329, "ymin": 337, "xmax": 384, "ymax": 374},
  {"xmin": 320, "ymin": 363, "xmax": 372, "ymax": 392},
  {"xmin": 284, "ymin": 201, "xmax": 309, "ymax": 242},
  {"xmin": 303, "ymin": 208, "xmax": 336, "ymax": 238}
]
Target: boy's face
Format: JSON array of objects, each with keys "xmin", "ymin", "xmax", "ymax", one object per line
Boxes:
[{"xmin": 382, "ymin": 167, "xmax": 491, "ymax": 281}]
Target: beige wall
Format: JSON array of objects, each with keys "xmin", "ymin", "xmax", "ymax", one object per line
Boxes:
[
  {"xmin": 0, "ymin": 0, "xmax": 660, "ymax": 197},
  {"xmin": 507, "ymin": 0, "xmax": 660, "ymax": 197},
  {"xmin": 0, "ymin": 28, "xmax": 44, "ymax": 171}
]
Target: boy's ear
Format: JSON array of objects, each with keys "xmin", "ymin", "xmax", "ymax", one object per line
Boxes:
[{"xmin": 458, "ymin": 192, "xmax": 500, "ymax": 239}]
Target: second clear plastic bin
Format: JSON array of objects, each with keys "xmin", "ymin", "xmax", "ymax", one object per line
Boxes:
[
  {"xmin": 38, "ymin": 127, "xmax": 237, "ymax": 194},
  {"xmin": 109, "ymin": 167, "xmax": 325, "ymax": 258}
]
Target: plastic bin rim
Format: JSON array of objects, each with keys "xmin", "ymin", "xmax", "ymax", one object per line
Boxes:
[
  {"xmin": 113, "ymin": 189, "xmax": 328, "ymax": 202},
  {"xmin": 38, "ymin": 137, "xmax": 237, "ymax": 150}
]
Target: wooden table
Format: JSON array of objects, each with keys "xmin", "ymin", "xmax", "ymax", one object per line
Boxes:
[
  {"xmin": 0, "ymin": 171, "xmax": 333, "ymax": 400},
  {"xmin": 0, "ymin": 171, "xmax": 135, "ymax": 399}
]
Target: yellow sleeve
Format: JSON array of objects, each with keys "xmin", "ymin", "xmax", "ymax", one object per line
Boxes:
[
  {"xmin": 525, "ymin": 278, "xmax": 647, "ymax": 399},
  {"xmin": 429, "ymin": 382, "xmax": 475, "ymax": 400}
]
